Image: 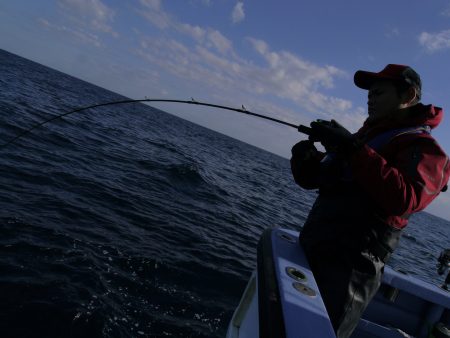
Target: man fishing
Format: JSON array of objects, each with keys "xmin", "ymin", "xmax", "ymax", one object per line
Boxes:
[{"xmin": 290, "ymin": 64, "xmax": 450, "ymax": 338}]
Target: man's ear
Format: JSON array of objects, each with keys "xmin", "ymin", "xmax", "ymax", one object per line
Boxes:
[{"xmin": 403, "ymin": 86, "xmax": 418, "ymax": 106}]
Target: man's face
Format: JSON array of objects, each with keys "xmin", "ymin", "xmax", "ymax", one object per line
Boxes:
[{"xmin": 367, "ymin": 81, "xmax": 404, "ymax": 123}]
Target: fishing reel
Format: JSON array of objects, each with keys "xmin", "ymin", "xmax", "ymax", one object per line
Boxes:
[{"xmin": 437, "ymin": 249, "xmax": 450, "ymax": 290}]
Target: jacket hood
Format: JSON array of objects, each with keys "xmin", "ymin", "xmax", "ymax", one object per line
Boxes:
[{"xmin": 357, "ymin": 103, "xmax": 444, "ymax": 139}]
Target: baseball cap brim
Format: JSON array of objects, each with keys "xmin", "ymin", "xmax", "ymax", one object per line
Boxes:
[{"xmin": 354, "ymin": 70, "xmax": 401, "ymax": 90}]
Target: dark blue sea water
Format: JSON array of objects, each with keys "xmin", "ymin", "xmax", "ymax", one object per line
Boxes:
[{"xmin": 0, "ymin": 48, "xmax": 449, "ymax": 337}]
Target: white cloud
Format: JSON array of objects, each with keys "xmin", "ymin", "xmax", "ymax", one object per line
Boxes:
[
  {"xmin": 141, "ymin": 10, "xmax": 171, "ymax": 30},
  {"xmin": 207, "ymin": 30, "xmax": 233, "ymax": 54},
  {"xmin": 140, "ymin": 0, "xmax": 161, "ymax": 11},
  {"xmin": 134, "ymin": 2, "xmax": 364, "ymax": 133},
  {"xmin": 232, "ymin": 2, "xmax": 245, "ymax": 24},
  {"xmin": 38, "ymin": 18, "xmax": 51, "ymax": 28},
  {"xmin": 419, "ymin": 30, "xmax": 450, "ymax": 53},
  {"xmin": 138, "ymin": 1, "xmax": 233, "ymax": 55},
  {"xmin": 246, "ymin": 37, "xmax": 348, "ymax": 95},
  {"xmin": 38, "ymin": 18, "xmax": 102, "ymax": 47},
  {"xmin": 137, "ymin": 33, "xmax": 361, "ymax": 130},
  {"xmin": 57, "ymin": 0, "xmax": 117, "ymax": 36},
  {"xmin": 58, "ymin": 0, "xmax": 114, "ymax": 20},
  {"xmin": 139, "ymin": 0, "xmax": 172, "ymax": 29},
  {"xmin": 178, "ymin": 23, "xmax": 206, "ymax": 42},
  {"xmin": 442, "ymin": 4, "xmax": 450, "ymax": 17},
  {"xmin": 38, "ymin": 0, "xmax": 115, "ymax": 47},
  {"xmin": 244, "ymin": 38, "xmax": 361, "ymax": 126},
  {"xmin": 251, "ymin": 39, "xmax": 268, "ymax": 54},
  {"xmin": 385, "ymin": 27, "xmax": 400, "ymax": 39}
]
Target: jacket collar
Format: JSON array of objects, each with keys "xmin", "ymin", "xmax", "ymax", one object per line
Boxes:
[{"xmin": 357, "ymin": 103, "xmax": 443, "ymax": 140}]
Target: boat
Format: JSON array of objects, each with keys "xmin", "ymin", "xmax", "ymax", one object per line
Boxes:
[{"xmin": 227, "ymin": 227, "xmax": 450, "ymax": 338}]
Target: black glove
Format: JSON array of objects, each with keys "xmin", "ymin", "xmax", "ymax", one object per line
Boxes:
[
  {"xmin": 291, "ymin": 140, "xmax": 319, "ymax": 161},
  {"xmin": 309, "ymin": 119, "xmax": 358, "ymax": 153},
  {"xmin": 290, "ymin": 140, "xmax": 321, "ymax": 189}
]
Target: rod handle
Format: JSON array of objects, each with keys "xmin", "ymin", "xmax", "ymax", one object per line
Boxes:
[{"xmin": 297, "ymin": 125, "xmax": 313, "ymax": 136}]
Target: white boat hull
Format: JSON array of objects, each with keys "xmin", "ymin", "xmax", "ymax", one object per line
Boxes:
[{"xmin": 227, "ymin": 228, "xmax": 450, "ymax": 338}]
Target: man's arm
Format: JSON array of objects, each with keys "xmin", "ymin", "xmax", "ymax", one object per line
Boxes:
[
  {"xmin": 350, "ymin": 136, "xmax": 450, "ymax": 218},
  {"xmin": 290, "ymin": 140, "xmax": 324, "ymax": 189}
]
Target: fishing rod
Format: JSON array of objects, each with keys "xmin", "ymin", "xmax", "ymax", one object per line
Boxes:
[{"xmin": 0, "ymin": 98, "xmax": 313, "ymax": 149}]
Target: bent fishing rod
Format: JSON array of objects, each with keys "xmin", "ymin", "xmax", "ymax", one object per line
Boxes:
[{"xmin": 0, "ymin": 98, "xmax": 313, "ymax": 149}]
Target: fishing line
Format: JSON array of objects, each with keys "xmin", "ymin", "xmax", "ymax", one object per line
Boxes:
[{"xmin": 0, "ymin": 98, "xmax": 312, "ymax": 149}]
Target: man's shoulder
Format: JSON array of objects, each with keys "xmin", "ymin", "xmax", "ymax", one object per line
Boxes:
[{"xmin": 388, "ymin": 132, "xmax": 448, "ymax": 160}]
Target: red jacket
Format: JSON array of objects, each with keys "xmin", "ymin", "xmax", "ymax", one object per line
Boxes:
[
  {"xmin": 292, "ymin": 103, "xmax": 450, "ymax": 229},
  {"xmin": 350, "ymin": 104, "xmax": 449, "ymax": 228}
]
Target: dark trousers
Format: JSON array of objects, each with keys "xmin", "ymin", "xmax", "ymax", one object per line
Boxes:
[{"xmin": 306, "ymin": 247, "xmax": 384, "ymax": 338}]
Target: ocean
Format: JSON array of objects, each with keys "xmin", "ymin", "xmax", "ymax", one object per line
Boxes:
[{"xmin": 0, "ymin": 48, "xmax": 449, "ymax": 337}]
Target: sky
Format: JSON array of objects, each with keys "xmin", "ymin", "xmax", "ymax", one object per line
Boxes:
[{"xmin": 1, "ymin": 0, "xmax": 450, "ymax": 220}]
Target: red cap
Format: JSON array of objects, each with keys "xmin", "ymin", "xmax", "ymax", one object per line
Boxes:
[{"xmin": 354, "ymin": 64, "xmax": 421, "ymax": 93}]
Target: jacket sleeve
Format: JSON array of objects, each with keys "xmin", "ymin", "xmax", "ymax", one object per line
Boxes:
[
  {"xmin": 290, "ymin": 144, "xmax": 325, "ymax": 190},
  {"xmin": 350, "ymin": 136, "xmax": 450, "ymax": 218}
]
